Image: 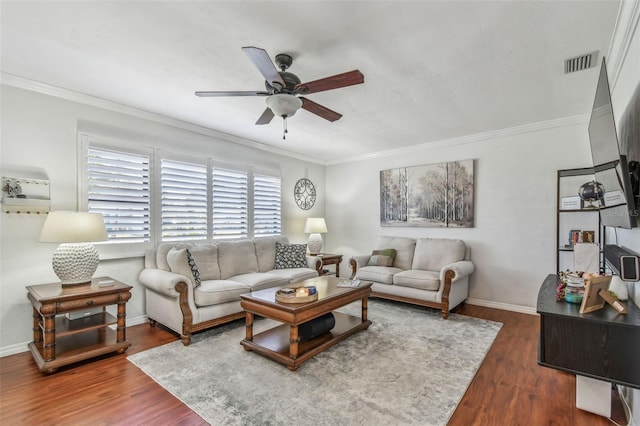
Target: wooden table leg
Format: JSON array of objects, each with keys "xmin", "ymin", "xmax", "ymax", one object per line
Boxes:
[
  {"xmin": 116, "ymin": 301, "xmax": 127, "ymax": 343},
  {"xmin": 289, "ymin": 325, "xmax": 299, "ymax": 360},
  {"xmin": 32, "ymin": 307, "xmax": 42, "ymax": 346},
  {"xmin": 42, "ymin": 314, "xmax": 56, "ymax": 362},
  {"xmin": 362, "ymin": 297, "xmax": 368, "ymax": 322},
  {"xmin": 244, "ymin": 312, "xmax": 254, "ymax": 351},
  {"xmin": 336, "ymin": 262, "xmax": 340, "ymax": 278}
]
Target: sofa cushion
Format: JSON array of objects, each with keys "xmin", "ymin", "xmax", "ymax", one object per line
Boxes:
[
  {"xmin": 166, "ymin": 247, "xmax": 201, "ymax": 287},
  {"xmin": 374, "ymin": 236, "xmax": 416, "ymax": 270},
  {"xmin": 393, "ymin": 269, "xmax": 441, "ymax": 291},
  {"xmin": 254, "ymin": 236, "xmax": 289, "ymax": 272},
  {"xmin": 367, "ymin": 248, "xmax": 397, "ymax": 267},
  {"xmin": 355, "ymin": 266, "xmax": 404, "ymax": 285},
  {"xmin": 155, "ymin": 242, "xmax": 220, "ymax": 280},
  {"xmin": 229, "ymin": 272, "xmax": 289, "ymax": 291},
  {"xmin": 412, "ymin": 238, "xmax": 466, "ymax": 271},
  {"xmin": 275, "ymin": 242, "xmax": 308, "ymax": 269},
  {"xmin": 194, "ymin": 280, "xmax": 250, "ymax": 307},
  {"xmin": 218, "ymin": 240, "xmax": 259, "ymax": 280},
  {"xmin": 266, "ymin": 267, "xmax": 318, "ymax": 283}
]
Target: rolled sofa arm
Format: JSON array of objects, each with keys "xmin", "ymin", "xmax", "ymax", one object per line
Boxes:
[
  {"xmin": 139, "ymin": 268, "xmax": 191, "ymax": 298},
  {"xmin": 439, "ymin": 260, "xmax": 475, "ymax": 283},
  {"xmin": 306, "ymin": 255, "xmax": 322, "ymax": 274},
  {"xmin": 349, "ymin": 255, "xmax": 371, "ymax": 279}
]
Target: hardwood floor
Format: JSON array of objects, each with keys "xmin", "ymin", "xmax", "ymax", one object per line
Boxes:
[{"xmin": 0, "ymin": 304, "xmax": 621, "ymax": 425}]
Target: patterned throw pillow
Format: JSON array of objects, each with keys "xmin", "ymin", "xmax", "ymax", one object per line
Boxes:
[
  {"xmin": 167, "ymin": 247, "xmax": 202, "ymax": 288},
  {"xmin": 185, "ymin": 249, "xmax": 201, "ymax": 288},
  {"xmin": 367, "ymin": 248, "xmax": 397, "ymax": 267},
  {"xmin": 274, "ymin": 242, "xmax": 308, "ymax": 269}
]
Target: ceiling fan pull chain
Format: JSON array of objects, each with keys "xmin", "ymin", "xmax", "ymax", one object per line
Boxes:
[{"xmin": 283, "ymin": 116, "xmax": 288, "ymax": 140}]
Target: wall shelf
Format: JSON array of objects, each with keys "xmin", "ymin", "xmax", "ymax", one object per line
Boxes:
[{"xmin": 1, "ymin": 176, "xmax": 50, "ymax": 214}]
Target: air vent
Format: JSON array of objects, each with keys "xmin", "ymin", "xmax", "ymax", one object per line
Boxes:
[{"xmin": 564, "ymin": 51, "xmax": 598, "ymax": 74}]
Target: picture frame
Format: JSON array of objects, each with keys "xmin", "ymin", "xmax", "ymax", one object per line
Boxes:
[
  {"xmin": 579, "ymin": 275, "xmax": 612, "ymax": 314},
  {"xmin": 560, "ymin": 196, "xmax": 581, "ymax": 210}
]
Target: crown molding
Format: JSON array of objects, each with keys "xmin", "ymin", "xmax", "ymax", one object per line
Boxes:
[
  {"xmin": 607, "ymin": 0, "xmax": 640, "ymax": 91},
  {"xmin": 327, "ymin": 114, "xmax": 590, "ymax": 166},
  {"xmin": 0, "ymin": 72, "xmax": 324, "ymax": 166}
]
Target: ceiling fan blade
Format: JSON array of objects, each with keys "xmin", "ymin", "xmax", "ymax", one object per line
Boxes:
[
  {"xmin": 300, "ymin": 97, "xmax": 342, "ymax": 122},
  {"xmin": 242, "ymin": 46, "xmax": 286, "ymax": 88},
  {"xmin": 255, "ymin": 107, "xmax": 275, "ymax": 125},
  {"xmin": 195, "ymin": 90, "xmax": 269, "ymax": 97},
  {"xmin": 295, "ymin": 70, "xmax": 364, "ymax": 95}
]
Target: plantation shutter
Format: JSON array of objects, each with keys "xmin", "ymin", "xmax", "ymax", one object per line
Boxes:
[
  {"xmin": 253, "ymin": 173, "xmax": 281, "ymax": 236},
  {"xmin": 161, "ymin": 159, "xmax": 208, "ymax": 241},
  {"xmin": 87, "ymin": 147, "xmax": 151, "ymax": 243},
  {"xmin": 211, "ymin": 167, "xmax": 248, "ymax": 239}
]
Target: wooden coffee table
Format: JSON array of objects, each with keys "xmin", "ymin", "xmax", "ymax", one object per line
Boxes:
[{"xmin": 240, "ymin": 276, "xmax": 372, "ymax": 371}]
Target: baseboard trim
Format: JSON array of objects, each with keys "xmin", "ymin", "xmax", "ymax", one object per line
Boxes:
[
  {"xmin": 0, "ymin": 314, "xmax": 149, "ymax": 358},
  {"xmin": 466, "ymin": 298, "xmax": 538, "ymax": 316}
]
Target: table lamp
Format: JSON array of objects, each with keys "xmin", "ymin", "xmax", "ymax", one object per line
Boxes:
[
  {"xmin": 39, "ymin": 211, "xmax": 108, "ymax": 286},
  {"xmin": 304, "ymin": 217, "xmax": 327, "ymax": 255}
]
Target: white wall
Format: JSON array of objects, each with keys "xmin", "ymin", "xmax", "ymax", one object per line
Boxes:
[
  {"xmin": 0, "ymin": 85, "xmax": 325, "ymax": 354},
  {"xmin": 325, "ymin": 119, "xmax": 593, "ymax": 311},
  {"xmin": 608, "ymin": 3, "xmax": 640, "ymax": 422}
]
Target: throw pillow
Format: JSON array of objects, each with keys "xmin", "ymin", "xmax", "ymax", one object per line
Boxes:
[
  {"xmin": 167, "ymin": 247, "xmax": 202, "ymax": 288},
  {"xmin": 274, "ymin": 242, "xmax": 308, "ymax": 269},
  {"xmin": 367, "ymin": 248, "xmax": 397, "ymax": 267}
]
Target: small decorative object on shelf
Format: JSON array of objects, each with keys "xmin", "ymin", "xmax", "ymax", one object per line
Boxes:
[
  {"xmin": 2, "ymin": 178, "xmax": 22, "ymax": 197},
  {"xmin": 578, "ymin": 180, "xmax": 604, "ymax": 209}
]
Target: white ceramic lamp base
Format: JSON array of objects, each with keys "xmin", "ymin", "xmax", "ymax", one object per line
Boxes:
[
  {"xmin": 307, "ymin": 233, "xmax": 323, "ymax": 255},
  {"xmin": 52, "ymin": 243, "xmax": 99, "ymax": 286}
]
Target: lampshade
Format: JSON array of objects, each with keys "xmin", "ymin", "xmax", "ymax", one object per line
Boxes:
[
  {"xmin": 304, "ymin": 218, "xmax": 328, "ymax": 234},
  {"xmin": 39, "ymin": 211, "xmax": 108, "ymax": 243},
  {"xmin": 266, "ymin": 94, "xmax": 303, "ymax": 118},
  {"xmin": 304, "ymin": 218, "xmax": 328, "ymax": 255},
  {"xmin": 39, "ymin": 211, "xmax": 108, "ymax": 286}
]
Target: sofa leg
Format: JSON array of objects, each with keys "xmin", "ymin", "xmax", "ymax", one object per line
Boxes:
[
  {"xmin": 181, "ymin": 334, "xmax": 191, "ymax": 346},
  {"xmin": 148, "ymin": 318, "xmax": 157, "ymax": 327},
  {"xmin": 441, "ymin": 309, "xmax": 449, "ymax": 320}
]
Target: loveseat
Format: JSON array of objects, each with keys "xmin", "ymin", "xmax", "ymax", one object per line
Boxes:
[
  {"xmin": 139, "ymin": 236, "xmax": 321, "ymax": 345},
  {"xmin": 350, "ymin": 236, "xmax": 474, "ymax": 318}
]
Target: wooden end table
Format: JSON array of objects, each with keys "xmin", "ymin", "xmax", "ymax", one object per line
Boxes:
[
  {"xmin": 318, "ymin": 253, "xmax": 343, "ymax": 277},
  {"xmin": 26, "ymin": 276, "xmax": 132, "ymax": 373},
  {"xmin": 240, "ymin": 276, "xmax": 371, "ymax": 371}
]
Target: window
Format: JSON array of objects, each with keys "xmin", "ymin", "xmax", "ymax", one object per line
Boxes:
[
  {"xmin": 161, "ymin": 159, "xmax": 208, "ymax": 241},
  {"xmin": 81, "ymin": 136, "xmax": 282, "ymax": 252},
  {"xmin": 87, "ymin": 147, "xmax": 151, "ymax": 243},
  {"xmin": 211, "ymin": 167, "xmax": 248, "ymax": 239},
  {"xmin": 253, "ymin": 173, "xmax": 281, "ymax": 236}
]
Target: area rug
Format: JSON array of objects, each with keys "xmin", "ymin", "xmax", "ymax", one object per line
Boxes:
[{"xmin": 128, "ymin": 300, "xmax": 502, "ymax": 426}]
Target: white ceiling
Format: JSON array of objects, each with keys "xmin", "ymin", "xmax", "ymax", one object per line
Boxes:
[{"xmin": 0, "ymin": 1, "xmax": 621, "ymax": 163}]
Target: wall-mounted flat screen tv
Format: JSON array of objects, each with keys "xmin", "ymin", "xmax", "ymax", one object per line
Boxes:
[{"xmin": 588, "ymin": 58, "xmax": 637, "ymax": 229}]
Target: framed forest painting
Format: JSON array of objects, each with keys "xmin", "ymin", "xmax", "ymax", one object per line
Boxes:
[{"xmin": 380, "ymin": 159, "xmax": 474, "ymax": 228}]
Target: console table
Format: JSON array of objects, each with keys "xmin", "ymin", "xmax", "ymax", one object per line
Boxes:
[
  {"xmin": 27, "ymin": 277, "xmax": 132, "ymax": 373},
  {"xmin": 537, "ymin": 274, "xmax": 640, "ymax": 388}
]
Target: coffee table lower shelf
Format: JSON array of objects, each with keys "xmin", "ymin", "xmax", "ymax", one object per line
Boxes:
[{"xmin": 241, "ymin": 312, "xmax": 371, "ymax": 371}]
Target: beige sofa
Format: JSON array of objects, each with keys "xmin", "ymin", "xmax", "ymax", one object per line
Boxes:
[
  {"xmin": 350, "ymin": 236, "xmax": 474, "ymax": 318},
  {"xmin": 139, "ymin": 236, "xmax": 320, "ymax": 345}
]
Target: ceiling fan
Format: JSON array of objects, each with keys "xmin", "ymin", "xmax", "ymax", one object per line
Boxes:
[{"xmin": 195, "ymin": 46, "xmax": 364, "ymax": 139}]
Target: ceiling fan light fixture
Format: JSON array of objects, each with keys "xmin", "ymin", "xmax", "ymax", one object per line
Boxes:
[{"xmin": 265, "ymin": 94, "xmax": 302, "ymax": 118}]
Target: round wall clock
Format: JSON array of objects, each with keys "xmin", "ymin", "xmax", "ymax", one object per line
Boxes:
[{"xmin": 294, "ymin": 178, "xmax": 316, "ymax": 210}]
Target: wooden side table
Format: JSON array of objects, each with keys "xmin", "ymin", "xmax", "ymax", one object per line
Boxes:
[
  {"xmin": 26, "ymin": 276, "xmax": 132, "ymax": 373},
  {"xmin": 318, "ymin": 253, "xmax": 343, "ymax": 277}
]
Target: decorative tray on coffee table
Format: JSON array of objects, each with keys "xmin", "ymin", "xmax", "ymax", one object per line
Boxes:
[{"xmin": 275, "ymin": 286, "xmax": 318, "ymax": 304}]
